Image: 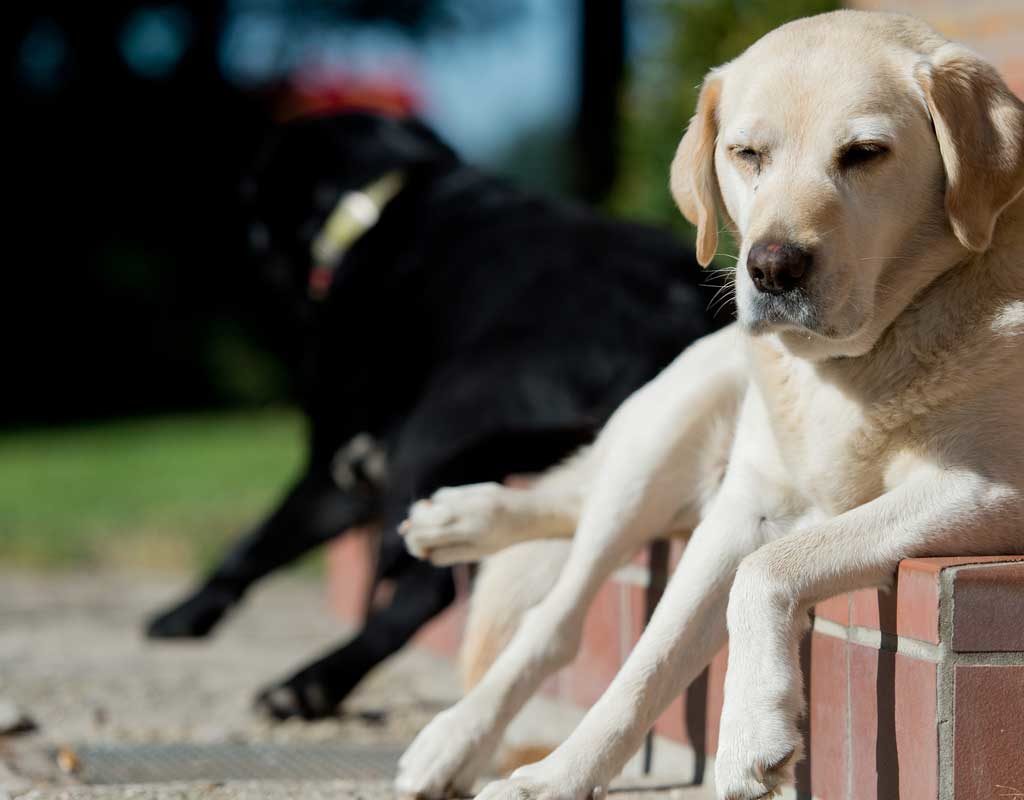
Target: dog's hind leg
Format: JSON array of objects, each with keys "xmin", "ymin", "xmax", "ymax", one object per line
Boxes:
[
  {"xmin": 146, "ymin": 459, "xmax": 378, "ymax": 639},
  {"xmin": 458, "ymin": 539, "xmax": 571, "ymax": 777},
  {"xmin": 441, "ymin": 448, "xmax": 596, "ymax": 687},
  {"xmin": 459, "ymin": 539, "xmax": 570, "ymax": 690}
]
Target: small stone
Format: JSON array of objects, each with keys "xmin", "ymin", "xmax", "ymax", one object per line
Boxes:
[
  {"xmin": 56, "ymin": 746, "xmax": 81, "ymax": 775},
  {"xmin": 0, "ymin": 699, "xmax": 36, "ymax": 735}
]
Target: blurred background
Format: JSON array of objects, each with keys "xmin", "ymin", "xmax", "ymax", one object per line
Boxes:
[{"xmin": 3, "ymin": 0, "xmax": 1020, "ymax": 572}]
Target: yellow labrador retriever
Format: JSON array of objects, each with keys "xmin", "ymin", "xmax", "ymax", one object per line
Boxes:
[{"xmin": 397, "ymin": 10, "xmax": 1024, "ymax": 800}]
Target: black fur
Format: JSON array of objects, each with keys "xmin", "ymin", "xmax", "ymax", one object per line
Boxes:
[{"xmin": 145, "ymin": 112, "xmax": 724, "ymax": 720}]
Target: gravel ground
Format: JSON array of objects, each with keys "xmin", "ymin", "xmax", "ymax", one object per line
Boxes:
[{"xmin": 0, "ymin": 570, "xmax": 712, "ymax": 800}]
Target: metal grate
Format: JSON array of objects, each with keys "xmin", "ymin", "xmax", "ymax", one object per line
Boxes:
[{"xmin": 74, "ymin": 742, "xmax": 405, "ymax": 784}]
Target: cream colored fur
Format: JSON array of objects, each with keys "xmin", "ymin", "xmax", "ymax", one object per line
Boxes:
[{"xmin": 397, "ymin": 11, "xmax": 1024, "ymax": 800}]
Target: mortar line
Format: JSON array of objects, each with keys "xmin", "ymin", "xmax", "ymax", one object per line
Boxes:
[
  {"xmin": 811, "ymin": 616, "xmax": 942, "ymax": 662},
  {"xmin": 937, "ymin": 566, "xmax": 957, "ymax": 800}
]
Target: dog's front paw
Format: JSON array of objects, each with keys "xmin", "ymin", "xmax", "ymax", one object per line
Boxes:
[
  {"xmin": 473, "ymin": 773, "xmax": 590, "ymax": 800},
  {"xmin": 465, "ymin": 752, "xmax": 598, "ymax": 800},
  {"xmin": 400, "ymin": 483, "xmax": 512, "ymax": 565},
  {"xmin": 395, "ymin": 701, "xmax": 502, "ymax": 798},
  {"xmin": 714, "ymin": 703, "xmax": 802, "ymax": 800}
]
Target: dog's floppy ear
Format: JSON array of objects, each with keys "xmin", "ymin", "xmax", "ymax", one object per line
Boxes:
[
  {"xmin": 916, "ymin": 44, "xmax": 1024, "ymax": 253},
  {"xmin": 671, "ymin": 72, "xmax": 723, "ymax": 267}
]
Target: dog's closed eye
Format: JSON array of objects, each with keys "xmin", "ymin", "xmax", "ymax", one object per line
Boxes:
[
  {"xmin": 730, "ymin": 145, "xmax": 764, "ymax": 174},
  {"xmin": 837, "ymin": 142, "xmax": 889, "ymax": 170}
]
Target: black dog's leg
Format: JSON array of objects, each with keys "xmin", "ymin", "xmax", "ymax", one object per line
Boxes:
[
  {"xmin": 253, "ymin": 441, "xmax": 461, "ymax": 721},
  {"xmin": 252, "ymin": 424, "xmax": 595, "ymax": 720},
  {"xmin": 146, "ymin": 463, "xmax": 377, "ymax": 638},
  {"xmin": 255, "ymin": 546, "xmax": 454, "ymax": 720}
]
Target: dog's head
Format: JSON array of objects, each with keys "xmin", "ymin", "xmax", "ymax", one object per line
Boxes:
[
  {"xmin": 671, "ymin": 11, "xmax": 1024, "ymax": 359},
  {"xmin": 242, "ymin": 112, "xmax": 458, "ymax": 303}
]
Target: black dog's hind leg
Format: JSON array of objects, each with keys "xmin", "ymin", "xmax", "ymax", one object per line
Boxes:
[
  {"xmin": 146, "ymin": 462, "xmax": 378, "ymax": 638},
  {"xmin": 255, "ymin": 545, "xmax": 454, "ymax": 720}
]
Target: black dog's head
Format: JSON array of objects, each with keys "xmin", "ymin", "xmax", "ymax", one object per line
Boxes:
[{"xmin": 241, "ymin": 112, "xmax": 459, "ymax": 304}]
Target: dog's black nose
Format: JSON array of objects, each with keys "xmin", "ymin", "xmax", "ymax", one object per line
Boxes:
[{"xmin": 746, "ymin": 242, "xmax": 813, "ymax": 294}]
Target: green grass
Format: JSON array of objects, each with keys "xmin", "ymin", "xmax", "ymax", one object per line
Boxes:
[{"xmin": 0, "ymin": 409, "xmax": 307, "ymax": 570}]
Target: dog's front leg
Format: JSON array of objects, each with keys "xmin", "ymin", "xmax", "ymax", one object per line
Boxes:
[
  {"xmin": 468, "ymin": 468, "xmax": 770, "ymax": 800},
  {"xmin": 715, "ymin": 466, "xmax": 1021, "ymax": 800},
  {"xmin": 395, "ymin": 445, "xmax": 683, "ymax": 798}
]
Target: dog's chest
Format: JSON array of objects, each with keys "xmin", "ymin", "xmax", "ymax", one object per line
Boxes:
[{"xmin": 752, "ymin": 346, "xmax": 889, "ymax": 514}]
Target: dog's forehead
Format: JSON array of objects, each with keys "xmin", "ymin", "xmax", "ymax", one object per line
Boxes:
[{"xmin": 719, "ymin": 37, "xmax": 919, "ymax": 141}]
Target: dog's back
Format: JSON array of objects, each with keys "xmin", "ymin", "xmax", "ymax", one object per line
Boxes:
[{"xmin": 246, "ymin": 112, "xmax": 724, "ymax": 459}]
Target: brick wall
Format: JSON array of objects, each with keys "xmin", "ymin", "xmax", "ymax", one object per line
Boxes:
[
  {"xmin": 326, "ymin": 539, "xmax": 1024, "ymax": 799},
  {"xmin": 847, "ymin": 0, "xmax": 1024, "ymax": 97}
]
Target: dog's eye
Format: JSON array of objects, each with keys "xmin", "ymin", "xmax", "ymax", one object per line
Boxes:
[
  {"xmin": 731, "ymin": 146, "xmax": 762, "ymax": 172},
  {"xmin": 839, "ymin": 142, "xmax": 889, "ymax": 170}
]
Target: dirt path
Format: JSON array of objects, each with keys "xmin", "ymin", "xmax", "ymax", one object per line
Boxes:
[
  {"xmin": 0, "ymin": 570, "xmax": 712, "ymax": 800},
  {"xmin": 0, "ymin": 570, "xmax": 457, "ymax": 794}
]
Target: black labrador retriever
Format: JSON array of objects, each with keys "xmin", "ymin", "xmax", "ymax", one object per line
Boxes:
[{"xmin": 146, "ymin": 112, "xmax": 722, "ymax": 720}]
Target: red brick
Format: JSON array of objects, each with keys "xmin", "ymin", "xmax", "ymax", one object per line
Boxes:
[
  {"xmin": 850, "ymin": 588, "xmax": 884, "ymax": 632},
  {"xmin": 848, "ymin": 643, "xmax": 938, "ymax": 800},
  {"xmin": 539, "ymin": 672, "xmax": 562, "ymax": 700},
  {"xmin": 806, "ymin": 632, "xmax": 849, "ymax": 800},
  {"xmin": 624, "ymin": 583, "xmax": 648, "ymax": 650},
  {"xmin": 325, "ymin": 528, "xmax": 376, "ymax": 621},
  {"xmin": 668, "ymin": 539, "xmax": 686, "ymax": 569},
  {"xmin": 566, "ymin": 581, "xmax": 624, "ymax": 707},
  {"xmin": 952, "ymin": 562, "xmax": 1024, "ymax": 652},
  {"xmin": 816, "ymin": 593, "xmax": 850, "ymax": 626},
  {"xmin": 849, "ymin": 642, "xmax": 881, "ymax": 800},
  {"xmin": 892, "ymin": 560, "xmax": 941, "ymax": 644},
  {"xmin": 894, "ymin": 654, "xmax": 938, "ymax": 800},
  {"xmin": 850, "ymin": 562, "xmax": 935, "ymax": 644},
  {"xmin": 954, "ymin": 665, "xmax": 1024, "ymax": 800},
  {"xmin": 413, "ymin": 596, "xmax": 468, "ymax": 657},
  {"xmin": 654, "ymin": 691, "xmax": 686, "ymax": 744},
  {"xmin": 849, "ymin": 558, "xmax": 1024, "ymax": 645}
]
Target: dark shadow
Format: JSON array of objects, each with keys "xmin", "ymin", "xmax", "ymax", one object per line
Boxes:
[
  {"xmin": 642, "ymin": 539, "xmax": 671, "ymax": 774},
  {"xmin": 876, "ymin": 588, "xmax": 901, "ymax": 799},
  {"xmin": 684, "ymin": 666, "xmax": 709, "ymax": 784},
  {"xmin": 795, "ymin": 629, "xmax": 813, "ymax": 799},
  {"xmin": 641, "ymin": 539, "xmax": 709, "ymax": 786}
]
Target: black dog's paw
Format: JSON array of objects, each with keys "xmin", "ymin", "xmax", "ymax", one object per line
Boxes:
[
  {"xmin": 145, "ymin": 585, "xmax": 238, "ymax": 638},
  {"xmin": 254, "ymin": 671, "xmax": 341, "ymax": 721}
]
